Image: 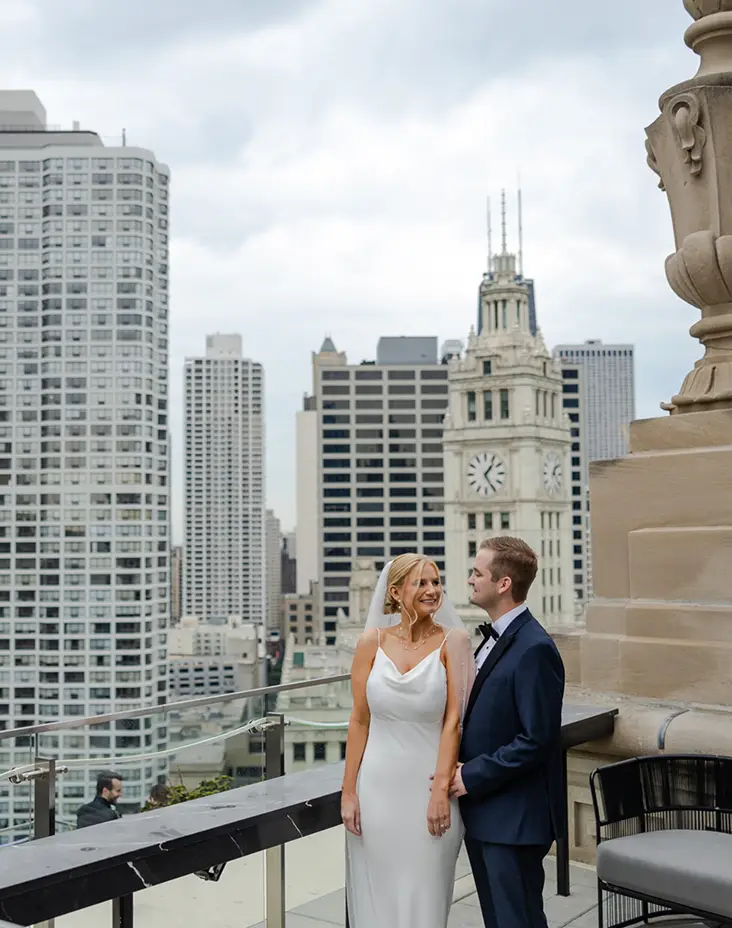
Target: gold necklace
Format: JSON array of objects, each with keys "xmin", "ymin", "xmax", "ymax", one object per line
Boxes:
[{"xmin": 394, "ymin": 623, "xmax": 439, "ymax": 651}]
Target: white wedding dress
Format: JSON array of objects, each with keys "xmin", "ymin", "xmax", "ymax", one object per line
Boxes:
[{"xmin": 345, "ymin": 632, "xmax": 463, "ymax": 927}]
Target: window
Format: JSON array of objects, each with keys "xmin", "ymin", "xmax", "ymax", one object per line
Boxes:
[
  {"xmin": 499, "ymin": 389, "xmax": 510, "ymax": 420},
  {"xmin": 482, "ymin": 360, "xmax": 492, "ymax": 376},
  {"xmin": 293, "ymin": 743, "xmax": 306, "ymax": 762},
  {"xmin": 484, "ymin": 512, "xmax": 493, "ymax": 531},
  {"xmin": 500, "ymin": 512, "xmax": 510, "ymax": 530},
  {"xmin": 466, "ymin": 392, "xmax": 476, "ymax": 423},
  {"xmin": 340, "ymin": 741, "xmax": 347, "ymax": 760},
  {"xmin": 314, "ymin": 742, "xmax": 327, "ymax": 762},
  {"xmin": 468, "ymin": 540, "xmax": 477, "ymax": 558},
  {"xmin": 483, "ymin": 390, "xmax": 493, "ymax": 421},
  {"xmin": 467, "ymin": 514, "xmax": 476, "ymax": 531}
]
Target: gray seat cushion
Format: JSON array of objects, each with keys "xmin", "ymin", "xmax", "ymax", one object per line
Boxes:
[{"xmin": 597, "ymin": 830, "xmax": 732, "ymax": 920}]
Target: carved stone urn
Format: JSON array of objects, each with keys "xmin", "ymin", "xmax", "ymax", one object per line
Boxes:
[
  {"xmin": 683, "ymin": 0, "xmax": 732, "ymax": 19},
  {"xmin": 646, "ymin": 1, "xmax": 732, "ymax": 411}
]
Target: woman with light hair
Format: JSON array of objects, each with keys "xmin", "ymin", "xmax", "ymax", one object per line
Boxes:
[{"xmin": 341, "ymin": 553, "xmax": 473, "ymax": 927}]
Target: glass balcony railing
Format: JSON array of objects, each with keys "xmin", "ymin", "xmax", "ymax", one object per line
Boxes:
[
  {"xmin": 0, "ymin": 673, "xmax": 352, "ymax": 927},
  {"xmin": 0, "ymin": 684, "xmax": 615, "ymax": 928},
  {"xmin": 0, "ymin": 672, "xmax": 349, "ymax": 832}
]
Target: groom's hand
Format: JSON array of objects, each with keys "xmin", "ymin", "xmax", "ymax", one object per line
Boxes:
[{"xmin": 448, "ymin": 763, "xmax": 467, "ymax": 798}]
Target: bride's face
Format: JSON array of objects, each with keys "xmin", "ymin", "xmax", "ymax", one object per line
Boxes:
[{"xmin": 400, "ymin": 562, "xmax": 442, "ymax": 621}]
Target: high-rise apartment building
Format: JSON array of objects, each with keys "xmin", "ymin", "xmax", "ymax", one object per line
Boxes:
[
  {"xmin": 0, "ymin": 91, "xmax": 170, "ymax": 827},
  {"xmin": 296, "ymin": 395, "xmax": 319, "ymax": 596},
  {"xmin": 170, "ymin": 544, "xmax": 182, "ymax": 624},
  {"xmin": 183, "ymin": 334, "xmax": 265, "ymax": 625},
  {"xmin": 557, "ymin": 360, "xmax": 589, "ymax": 608},
  {"xmin": 553, "ymin": 340, "xmax": 635, "ymax": 603},
  {"xmin": 281, "ymin": 532, "xmax": 296, "ymax": 595},
  {"xmin": 305, "ymin": 336, "xmax": 449, "ymax": 637},
  {"xmin": 553, "ymin": 340, "xmax": 635, "ymax": 464},
  {"xmin": 265, "ymin": 509, "xmax": 282, "ymax": 635}
]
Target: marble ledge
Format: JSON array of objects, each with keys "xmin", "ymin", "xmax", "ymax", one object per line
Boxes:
[{"xmin": 0, "ymin": 763, "xmax": 345, "ymax": 926}]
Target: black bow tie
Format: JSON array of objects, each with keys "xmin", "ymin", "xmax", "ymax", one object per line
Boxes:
[{"xmin": 478, "ymin": 622, "xmax": 499, "ymax": 641}]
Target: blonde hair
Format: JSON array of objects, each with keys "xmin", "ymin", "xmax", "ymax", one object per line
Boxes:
[{"xmin": 384, "ymin": 553, "xmax": 442, "ymax": 620}]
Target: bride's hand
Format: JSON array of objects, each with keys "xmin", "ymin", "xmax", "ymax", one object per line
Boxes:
[
  {"xmin": 427, "ymin": 790, "xmax": 451, "ymax": 838},
  {"xmin": 341, "ymin": 791, "xmax": 361, "ymax": 837}
]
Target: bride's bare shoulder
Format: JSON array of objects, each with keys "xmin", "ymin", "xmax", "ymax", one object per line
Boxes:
[{"xmin": 355, "ymin": 628, "xmax": 380, "ymax": 652}]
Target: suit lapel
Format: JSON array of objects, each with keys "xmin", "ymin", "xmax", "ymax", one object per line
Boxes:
[{"xmin": 464, "ymin": 610, "xmax": 533, "ymax": 724}]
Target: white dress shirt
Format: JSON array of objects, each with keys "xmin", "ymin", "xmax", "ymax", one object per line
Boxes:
[{"xmin": 474, "ymin": 603, "xmax": 527, "ymax": 671}]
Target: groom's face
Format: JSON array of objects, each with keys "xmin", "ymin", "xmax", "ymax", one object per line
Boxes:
[{"xmin": 469, "ymin": 549, "xmax": 508, "ymax": 612}]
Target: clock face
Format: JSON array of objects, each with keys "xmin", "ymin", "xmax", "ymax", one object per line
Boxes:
[
  {"xmin": 543, "ymin": 451, "xmax": 563, "ymax": 496},
  {"xmin": 467, "ymin": 452, "xmax": 506, "ymax": 498}
]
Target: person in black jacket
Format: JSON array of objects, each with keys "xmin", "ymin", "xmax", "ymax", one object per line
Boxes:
[{"xmin": 76, "ymin": 771, "xmax": 123, "ymax": 829}]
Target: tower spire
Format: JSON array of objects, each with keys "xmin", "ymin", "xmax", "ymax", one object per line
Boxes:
[
  {"xmin": 517, "ymin": 181, "xmax": 524, "ymax": 278},
  {"xmin": 486, "ymin": 196, "xmax": 493, "ymax": 272},
  {"xmin": 501, "ymin": 189, "xmax": 507, "ymax": 254}
]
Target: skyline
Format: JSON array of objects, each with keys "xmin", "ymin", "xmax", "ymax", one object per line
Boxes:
[{"xmin": 1, "ymin": 0, "xmax": 699, "ymax": 534}]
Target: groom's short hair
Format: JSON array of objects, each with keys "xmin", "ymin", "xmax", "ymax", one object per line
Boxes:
[{"xmin": 479, "ymin": 536, "xmax": 538, "ymax": 602}]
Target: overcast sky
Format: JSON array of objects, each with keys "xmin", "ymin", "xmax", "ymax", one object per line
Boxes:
[{"xmin": 3, "ymin": 0, "xmax": 700, "ymax": 536}]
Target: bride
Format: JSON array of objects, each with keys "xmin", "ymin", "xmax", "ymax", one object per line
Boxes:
[{"xmin": 341, "ymin": 553, "xmax": 474, "ymax": 928}]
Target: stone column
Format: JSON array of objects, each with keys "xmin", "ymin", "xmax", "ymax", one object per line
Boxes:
[
  {"xmin": 557, "ymin": 5, "xmax": 732, "ymax": 865},
  {"xmin": 646, "ymin": 0, "xmax": 732, "ymax": 412},
  {"xmin": 581, "ymin": 0, "xmax": 732, "ymax": 709}
]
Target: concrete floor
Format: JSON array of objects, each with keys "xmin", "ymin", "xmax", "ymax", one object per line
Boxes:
[
  {"xmin": 250, "ymin": 851, "xmax": 602, "ymax": 928},
  {"xmin": 55, "ymin": 834, "xmax": 703, "ymax": 928}
]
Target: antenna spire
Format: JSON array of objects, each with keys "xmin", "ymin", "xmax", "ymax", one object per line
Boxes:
[
  {"xmin": 517, "ymin": 180, "xmax": 524, "ymax": 277},
  {"xmin": 486, "ymin": 196, "xmax": 493, "ymax": 272},
  {"xmin": 500, "ymin": 189, "xmax": 507, "ymax": 254}
]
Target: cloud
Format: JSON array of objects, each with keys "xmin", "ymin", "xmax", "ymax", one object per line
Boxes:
[{"xmin": 2, "ymin": 0, "xmax": 703, "ymax": 532}]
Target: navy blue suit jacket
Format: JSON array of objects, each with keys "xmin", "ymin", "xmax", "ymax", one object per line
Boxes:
[{"xmin": 459, "ymin": 609, "xmax": 565, "ymax": 846}]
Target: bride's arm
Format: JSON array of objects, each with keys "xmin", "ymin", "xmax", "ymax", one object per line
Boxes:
[
  {"xmin": 341, "ymin": 629, "xmax": 378, "ymax": 836},
  {"xmin": 428, "ymin": 628, "xmax": 472, "ymax": 836}
]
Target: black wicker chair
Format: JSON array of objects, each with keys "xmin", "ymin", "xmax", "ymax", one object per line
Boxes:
[{"xmin": 590, "ymin": 755, "xmax": 732, "ymax": 928}]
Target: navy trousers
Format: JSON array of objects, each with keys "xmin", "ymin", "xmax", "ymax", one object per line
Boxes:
[{"xmin": 465, "ymin": 838, "xmax": 551, "ymax": 928}]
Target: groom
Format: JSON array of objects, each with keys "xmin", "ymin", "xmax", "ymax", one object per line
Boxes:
[{"xmin": 449, "ymin": 536, "xmax": 565, "ymax": 928}]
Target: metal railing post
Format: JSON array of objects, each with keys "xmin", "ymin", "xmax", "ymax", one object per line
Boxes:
[
  {"xmin": 264, "ymin": 713, "xmax": 286, "ymax": 928},
  {"xmin": 33, "ymin": 757, "xmax": 56, "ymax": 841},
  {"xmin": 556, "ymin": 749, "xmax": 571, "ymax": 896},
  {"xmin": 33, "ymin": 757, "xmax": 56, "ymax": 928},
  {"xmin": 112, "ymin": 895, "xmax": 134, "ymax": 928}
]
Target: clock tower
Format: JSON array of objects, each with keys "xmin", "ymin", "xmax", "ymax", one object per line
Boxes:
[{"xmin": 444, "ymin": 196, "xmax": 575, "ymax": 629}]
